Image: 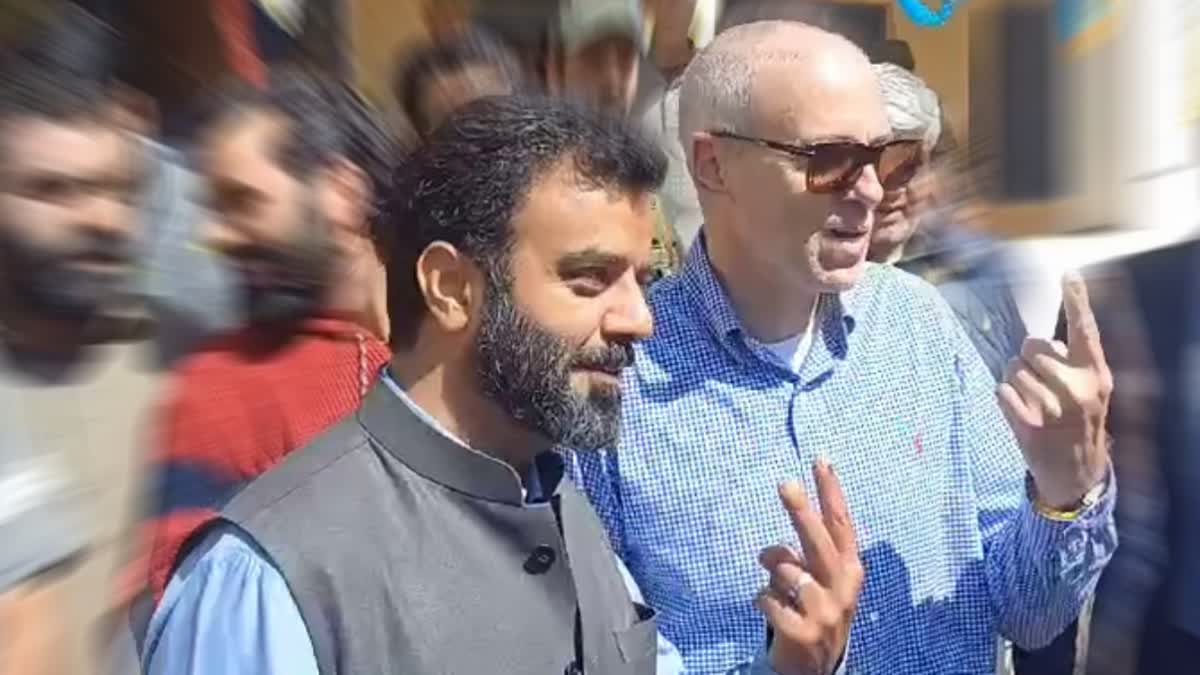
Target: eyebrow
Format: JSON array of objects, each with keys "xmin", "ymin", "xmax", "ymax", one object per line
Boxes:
[
  {"xmin": 8, "ymin": 166, "xmax": 126, "ymax": 189},
  {"xmin": 556, "ymin": 248, "xmax": 628, "ymax": 272},
  {"xmin": 803, "ymin": 134, "xmax": 863, "ymax": 145},
  {"xmin": 800, "ymin": 133, "xmax": 896, "ymax": 147}
]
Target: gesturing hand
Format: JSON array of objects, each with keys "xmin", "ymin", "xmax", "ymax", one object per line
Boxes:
[
  {"xmin": 998, "ymin": 273, "xmax": 1113, "ymax": 508},
  {"xmin": 755, "ymin": 461, "xmax": 863, "ymax": 675}
]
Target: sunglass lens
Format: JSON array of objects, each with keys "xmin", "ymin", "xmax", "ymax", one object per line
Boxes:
[
  {"xmin": 807, "ymin": 144, "xmax": 862, "ymax": 193},
  {"xmin": 878, "ymin": 142, "xmax": 924, "ymax": 191}
]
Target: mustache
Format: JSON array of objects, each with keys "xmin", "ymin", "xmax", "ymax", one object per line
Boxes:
[
  {"xmin": 572, "ymin": 342, "xmax": 635, "ymax": 375},
  {"xmin": 63, "ymin": 234, "xmax": 132, "ymax": 265}
]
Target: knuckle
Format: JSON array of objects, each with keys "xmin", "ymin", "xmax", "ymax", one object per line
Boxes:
[
  {"xmin": 816, "ymin": 605, "xmax": 841, "ymax": 631},
  {"xmin": 828, "ymin": 509, "xmax": 852, "ymax": 532},
  {"xmin": 846, "ymin": 559, "xmax": 865, "ymax": 585},
  {"xmin": 790, "ymin": 623, "xmax": 820, "ymax": 645}
]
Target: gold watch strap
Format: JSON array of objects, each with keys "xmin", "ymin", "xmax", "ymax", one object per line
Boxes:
[{"xmin": 1025, "ymin": 472, "xmax": 1108, "ymax": 522}]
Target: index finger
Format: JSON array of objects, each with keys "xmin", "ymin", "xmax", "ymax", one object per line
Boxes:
[
  {"xmin": 1061, "ymin": 272, "xmax": 1105, "ymax": 367},
  {"xmin": 778, "ymin": 478, "xmax": 839, "ymax": 586},
  {"xmin": 814, "ymin": 461, "xmax": 858, "ymax": 560}
]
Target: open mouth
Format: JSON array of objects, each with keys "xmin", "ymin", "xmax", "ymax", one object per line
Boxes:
[
  {"xmin": 825, "ymin": 227, "xmax": 869, "ymax": 241},
  {"xmin": 70, "ymin": 257, "xmax": 127, "ymax": 274}
]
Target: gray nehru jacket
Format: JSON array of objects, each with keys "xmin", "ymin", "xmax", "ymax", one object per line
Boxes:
[{"xmin": 208, "ymin": 382, "xmax": 658, "ymax": 674}]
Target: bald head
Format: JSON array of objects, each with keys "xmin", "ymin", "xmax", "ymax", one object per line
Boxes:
[
  {"xmin": 677, "ymin": 20, "xmax": 891, "ymax": 310},
  {"xmin": 678, "ymin": 21, "xmax": 887, "ymax": 165}
]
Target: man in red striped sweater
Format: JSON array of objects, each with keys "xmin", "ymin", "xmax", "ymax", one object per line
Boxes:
[{"xmin": 129, "ymin": 69, "xmax": 396, "ymax": 607}]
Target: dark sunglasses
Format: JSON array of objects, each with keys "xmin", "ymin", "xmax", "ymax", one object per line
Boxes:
[{"xmin": 709, "ymin": 131, "xmax": 924, "ymax": 193}]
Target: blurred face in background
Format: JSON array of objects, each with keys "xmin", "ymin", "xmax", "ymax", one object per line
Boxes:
[
  {"xmin": 0, "ymin": 115, "xmax": 140, "ymax": 324},
  {"xmin": 415, "ymin": 63, "xmax": 515, "ymax": 137},
  {"xmin": 551, "ymin": 33, "xmax": 640, "ymax": 115},
  {"xmin": 870, "ymin": 141, "xmax": 930, "ymax": 262},
  {"xmin": 199, "ymin": 110, "xmax": 337, "ymax": 329}
]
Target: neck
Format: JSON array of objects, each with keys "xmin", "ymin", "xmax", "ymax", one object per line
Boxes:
[
  {"xmin": 388, "ymin": 350, "xmax": 549, "ymax": 474},
  {"xmin": 324, "ymin": 256, "xmax": 389, "ymax": 340},
  {"xmin": 704, "ymin": 227, "xmax": 820, "ymax": 343}
]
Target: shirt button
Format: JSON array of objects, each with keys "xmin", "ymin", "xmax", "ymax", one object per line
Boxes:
[{"xmin": 524, "ymin": 545, "xmax": 557, "ymax": 574}]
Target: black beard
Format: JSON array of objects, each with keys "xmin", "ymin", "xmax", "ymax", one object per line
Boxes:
[
  {"xmin": 0, "ymin": 224, "xmax": 135, "ymax": 324},
  {"xmin": 473, "ymin": 274, "xmax": 634, "ymax": 450},
  {"xmin": 234, "ymin": 200, "xmax": 336, "ymax": 329}
]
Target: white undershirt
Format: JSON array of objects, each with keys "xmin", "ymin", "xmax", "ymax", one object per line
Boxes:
[
  {"xmin": 764, "ymin": 330, "xmax": 813, "ymax": 373},
  {"xmin": 761, "ymin": 302, "xmax": 821, "ymax": 373}
]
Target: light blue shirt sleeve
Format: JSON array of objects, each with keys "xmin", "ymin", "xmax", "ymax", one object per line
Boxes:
[{"xmin": 141, "ymin": 524, "xmax": 318, "ymax": 675}]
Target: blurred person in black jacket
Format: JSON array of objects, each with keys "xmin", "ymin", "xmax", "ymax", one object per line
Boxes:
[{"xmin": 1079, "ymin": 241, "xmax": 1200, "ymax": 675}]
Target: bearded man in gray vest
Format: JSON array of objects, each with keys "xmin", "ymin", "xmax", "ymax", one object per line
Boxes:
[{"xmin": 142, "ymin": 95, "xmax": 862, "ymax": 675}]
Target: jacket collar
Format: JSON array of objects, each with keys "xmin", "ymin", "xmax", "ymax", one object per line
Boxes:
[{"xmin": 356, "ymin": 377, "xmax": 564, "ymax": 506}]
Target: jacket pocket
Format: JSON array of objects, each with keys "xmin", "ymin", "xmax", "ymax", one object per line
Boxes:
[{"xmin": 613, "ymin": 603, "xmax": 658, "ymax": 665}]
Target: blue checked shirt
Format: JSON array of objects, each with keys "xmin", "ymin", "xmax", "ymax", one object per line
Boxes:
[{"xmin": 568, "ymin": 241, "xmax": 1117, "ymax": 674}]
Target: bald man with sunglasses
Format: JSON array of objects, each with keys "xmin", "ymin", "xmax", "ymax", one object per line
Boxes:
[{"xmin": 568, "ymin": 21, "xmax": 1117, "ymax": 675}]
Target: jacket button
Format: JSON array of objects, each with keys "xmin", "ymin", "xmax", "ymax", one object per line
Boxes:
[{"xmin": 524, "ymin": 545, "xmax": 556, "ymax": 574}]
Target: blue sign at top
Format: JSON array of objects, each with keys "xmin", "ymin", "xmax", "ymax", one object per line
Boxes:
[{"xmin": 899, "ymin": 0, "xmax": 960, "ymax": 27}]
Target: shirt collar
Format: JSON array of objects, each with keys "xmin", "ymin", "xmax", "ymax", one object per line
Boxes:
[
  {"xmin": 677, "ymin": 234, "xmax": 859, "ymax": 382},
  {"xmin": 378, "ymin": 367, "xmax": 563, "ymax": 503}
]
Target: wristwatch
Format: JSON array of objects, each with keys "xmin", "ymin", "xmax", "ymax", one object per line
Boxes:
[{"xmin": 1025, "ymin": 472, "xmax": 1108, "ymax": 522}]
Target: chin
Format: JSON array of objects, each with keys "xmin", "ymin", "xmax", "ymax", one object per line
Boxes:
[
  {"xmin": 804, "ymin": 236, "xmax": 870, "ymax": 292},
  {"xmin": 811, "ymin": 261, "xmax": 868, "ymax": 292}
]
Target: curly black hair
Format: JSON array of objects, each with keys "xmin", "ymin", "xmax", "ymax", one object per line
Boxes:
[
  {"xmin": 0, "ymin": 4, "xmax": 119, "ymax": 123},
  {"xmin": 385, "ymin": 95, "xmax": 667, "ymax": 348}
]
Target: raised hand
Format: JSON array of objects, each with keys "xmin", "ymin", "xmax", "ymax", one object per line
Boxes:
[
  {"xmin": 998, "ymin": 272, "xmax": 1113, "ymax": 508},
  {"xmin": 755, "ymin": 461, "xmax": 863, "ymax": 675}
]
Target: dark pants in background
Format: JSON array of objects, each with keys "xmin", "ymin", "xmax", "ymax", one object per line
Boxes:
[
  {"xmin": 1014, "ymin": 620, "xmax": 1080, "ymax": 675},
  {"xmin": 1136, "ymin": 589, "xmax": 1200, "ymax": 675}
]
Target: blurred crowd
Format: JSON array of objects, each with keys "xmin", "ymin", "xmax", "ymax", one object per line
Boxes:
[{"xmin": 0, "ymin": 1, "xmax": 1195, "ymax": 675}]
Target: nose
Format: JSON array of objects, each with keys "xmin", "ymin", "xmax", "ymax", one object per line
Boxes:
[
  {"xmin": 79, "ymin": 192, "xmax": 134, "ymax": 241},
  {"xmin": 202, "ymin": 217, "xmax": 248, "ymax": 259},
  {"xmin": 850, "ymin": 164, "xmax": 884, "ymax": 210},
  {"xmin": 601, "ymin": 276, "xmax": 654, "ymax": 343}
]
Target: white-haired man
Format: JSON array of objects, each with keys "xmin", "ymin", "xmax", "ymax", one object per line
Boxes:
[
  {"xmin": 869, "ymin": 62, "xmax": 1027, "ymax": 383},
  {"xmin": 570, "ymin": 21, "xmax": 1117, "ymax": 674}
]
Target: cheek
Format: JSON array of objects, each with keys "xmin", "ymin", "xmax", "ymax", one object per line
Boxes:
[
  {"xmin": 506, "ymin": 266, "xmax": 594, "ymax": 337},
  {"xmin": 255, "ymin": 197, "xmax": 307, "ymax": 247},
  {"xmin": 756, "ymin": 174, "xmax": 828, "ymax": 239},
  {"xmin": 0, "ymin": 197, "xmax": 72, "ymax": 250}
]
